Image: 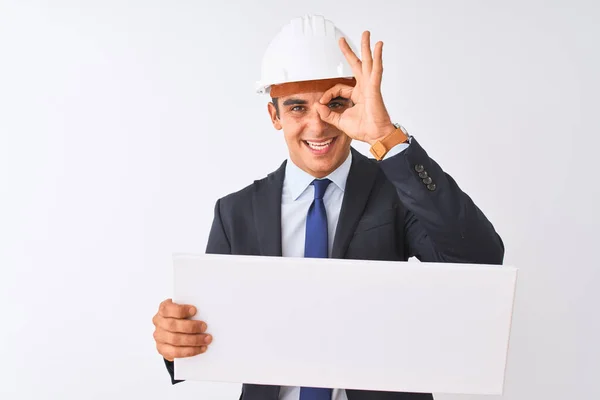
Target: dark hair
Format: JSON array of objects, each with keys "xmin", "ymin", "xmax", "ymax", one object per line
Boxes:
[{"xmin": 271, "ymin": 97, "xmax": 279, "ymax": 118}]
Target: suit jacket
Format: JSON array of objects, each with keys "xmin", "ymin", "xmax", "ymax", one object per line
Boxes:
[{"xmin": 164, "ymin": 137, "xmax": 505, "ymax": 400}]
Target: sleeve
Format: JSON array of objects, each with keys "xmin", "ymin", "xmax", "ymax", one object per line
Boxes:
[
  {"xmin": 163, "ymin": 198, "xmax": 232, "ymax": 385},
  {"xmin": 378, "ymin": 136, "xmax": 504, "ymax": 265}
]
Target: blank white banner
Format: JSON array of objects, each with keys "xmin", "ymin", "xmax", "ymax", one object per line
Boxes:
[{"xmin": 173, "ymin": 254, "xmax": 517, "ymax": 395}]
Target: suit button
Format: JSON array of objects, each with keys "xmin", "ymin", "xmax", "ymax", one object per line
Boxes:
[
  {"xmin": 418, "ymin": 171, "xmax": 428, "ymax": 179},
  {"xmin": 422, "ymin": 177, "xmax": 433, "ymax": 185},
  {"xmin": 414, "ymin": 164, "xmax": 425, "ymax": 173},
  {"xmin": 427, "ymin": 183, "xmax": 437, "ymax": 191}
]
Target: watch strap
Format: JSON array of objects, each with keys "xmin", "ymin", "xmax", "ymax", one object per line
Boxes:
[{"xmin": 369, "ymin": 124, "xmax": 409, "ymax": 160}]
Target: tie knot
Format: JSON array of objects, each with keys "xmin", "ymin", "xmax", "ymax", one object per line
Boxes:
[{"xmin": 312, "ymin": 178, "xmax": 331, "ymax": 200}]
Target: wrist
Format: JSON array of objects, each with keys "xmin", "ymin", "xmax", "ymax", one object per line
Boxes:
[
  {"xmin": 368, "ymin": 124, "xmax": 397, "ymax": 146},
  {"xmin": 368, "ymin": 123, "xmax": 410, "ymax": 161}
]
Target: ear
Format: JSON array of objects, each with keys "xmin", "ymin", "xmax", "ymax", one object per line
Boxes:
[{"xmin": 268, "ymin": 102, "xmax": 282, "ymax": 130}]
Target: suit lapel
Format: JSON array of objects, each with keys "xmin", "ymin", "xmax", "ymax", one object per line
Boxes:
[
  {"xmin": 250, "ymin": 148, "xmax": 379, "ymax": 259},
  {"xmin": 252, "ymin": 160, "xmax": 286, "ymax": 257},
  {"xmin": 331, "ymin": 148, "xmax": 379, "ymax": 258}
]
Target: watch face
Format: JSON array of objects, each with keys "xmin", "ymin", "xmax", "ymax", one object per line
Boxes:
[{"xmin": 393, "ymin": 123, "xmax": 408, "ymax": 135}]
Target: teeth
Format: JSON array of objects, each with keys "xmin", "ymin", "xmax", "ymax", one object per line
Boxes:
[{"xmin": 307, "ymin": 139, "xmax": 333, "ymax": 149}]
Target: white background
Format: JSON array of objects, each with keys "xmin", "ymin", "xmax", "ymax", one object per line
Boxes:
[{"xmin": 0, "ymin": 1, "xmax": 598, "ymax": 399}]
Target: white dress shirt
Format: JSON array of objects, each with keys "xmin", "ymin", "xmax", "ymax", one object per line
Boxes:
[{"xmin": 278, "ymin": 143, "xmax": 408, "ymax": 400}]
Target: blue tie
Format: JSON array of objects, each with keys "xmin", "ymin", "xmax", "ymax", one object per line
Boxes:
[
  {"xmin": 304, "ymin": 179, "xmax": 331, "ymax": 258},
  {"xmin": 300, "ymin": 178, "xmax": 332, "ymax": 400}
]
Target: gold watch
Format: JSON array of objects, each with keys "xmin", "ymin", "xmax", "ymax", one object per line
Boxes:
[{"xmin": 369, "ymin": 123, "xmax": 410, "ymax": 160}]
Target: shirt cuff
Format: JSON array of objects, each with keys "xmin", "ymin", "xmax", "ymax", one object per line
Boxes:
[{"xmin": 382, "ymin": 142, "xmax": 410, "ymax": 160}]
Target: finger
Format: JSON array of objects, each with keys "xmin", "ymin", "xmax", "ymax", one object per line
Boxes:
[
  {"xmin": 361, "ymin": 31, "xmax": 373, "ymax": 76},
  {"xmin": 319, "ymin": 84, "xmax": 354, "ymax": 105},
  {"xmin": 339, "ymin": 37, "xmax": 362, "ymax": 81},
  {"xmin": 153, "ymin": 314, "xmax": 207, "ymax": 334},
  {"xmin": 158, "ymin": 343, "xmax": 207, "ymax": 361},
  {"xmin": 371, "ymin": 41, "xmax": 384, "ymax": 88},
  {"xmin": 316, "ymin": 103, "xmax": 343, "ymax": 130},
  {"xmin": 159, "ymin": 298, "xmax": 196, "ymax": 319},
  {"xmin": 154, "ymin": 326, "xmax": 213, "ymax": 347}
]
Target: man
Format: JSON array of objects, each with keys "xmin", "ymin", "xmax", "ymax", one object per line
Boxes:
[{"xmin": 152, "ymin": 14, "xmax": 504, "ymax": 400}]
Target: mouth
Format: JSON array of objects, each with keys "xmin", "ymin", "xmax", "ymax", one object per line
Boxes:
[{"xmin": 303, "ymin": 137, "xmax": 337, "ymax": 155}]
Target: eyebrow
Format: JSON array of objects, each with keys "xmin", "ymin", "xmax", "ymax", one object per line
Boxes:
[
  {"xmin": 282, "ymin": 96, "xmax": 349, "ymax": 106},
  {"xmin": 282, "ymin": 98, "xmax": 308, "ymax": 106}
]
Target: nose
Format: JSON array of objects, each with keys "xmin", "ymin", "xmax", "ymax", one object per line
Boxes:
[{"xmin": 305, "ymin": 108, "xmax": 329, "ymax": 134}]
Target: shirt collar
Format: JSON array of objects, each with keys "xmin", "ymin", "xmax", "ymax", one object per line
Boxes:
[{"xmin": 284, "ymin": 150, "xmax": 353, "ymax": 201}]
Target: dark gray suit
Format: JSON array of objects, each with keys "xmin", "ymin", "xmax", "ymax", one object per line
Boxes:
[{"xmin": 164, "ymin": 137, "xmax": 504, "ymax": 400}]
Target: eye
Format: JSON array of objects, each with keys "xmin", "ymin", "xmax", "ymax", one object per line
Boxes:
[
  {"xmin": 291, "ymin": 106, "xmax": 306, "ymax": 112},
  {"xmin": 328, "ymin": 102, "xmax": 345, "ymax": 109}
]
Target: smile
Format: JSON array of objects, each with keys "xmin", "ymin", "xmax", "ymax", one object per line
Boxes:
[{"xmin": 304, "ymin": 137, "xmax": 337, "ymax": 154}]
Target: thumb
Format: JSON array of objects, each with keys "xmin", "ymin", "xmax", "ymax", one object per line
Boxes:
[{"xmin": 316, "ymin": 104, "xmax": 342, "ymax": 129}]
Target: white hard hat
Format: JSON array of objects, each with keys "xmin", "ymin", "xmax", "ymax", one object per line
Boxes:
[{"xmin": 256, "ymin": 14, "xmax": 359, "ymax": 95}]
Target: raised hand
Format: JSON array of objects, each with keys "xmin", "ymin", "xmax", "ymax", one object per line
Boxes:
[{"xmin": 317, "ymin": 31, "xmax": 396, "ymax": 145}]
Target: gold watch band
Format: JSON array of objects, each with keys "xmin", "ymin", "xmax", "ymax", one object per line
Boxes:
[{"xmin": 369, "ymin": 126, "xmax": 409, "ymax": 160}]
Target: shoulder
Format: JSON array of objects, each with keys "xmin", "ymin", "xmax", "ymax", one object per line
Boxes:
[
  {"xmin": 214, "ymin": 161, "xmax": 286, "ymax": 213},
  {"xmin": 216, "ymin": 181, "xmax": 256, "ymax": 212}
]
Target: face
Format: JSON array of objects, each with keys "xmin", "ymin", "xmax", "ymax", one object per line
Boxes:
[{"xmin": 268, "ymin": 91, "xmax": 353, "ymax": 178}]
